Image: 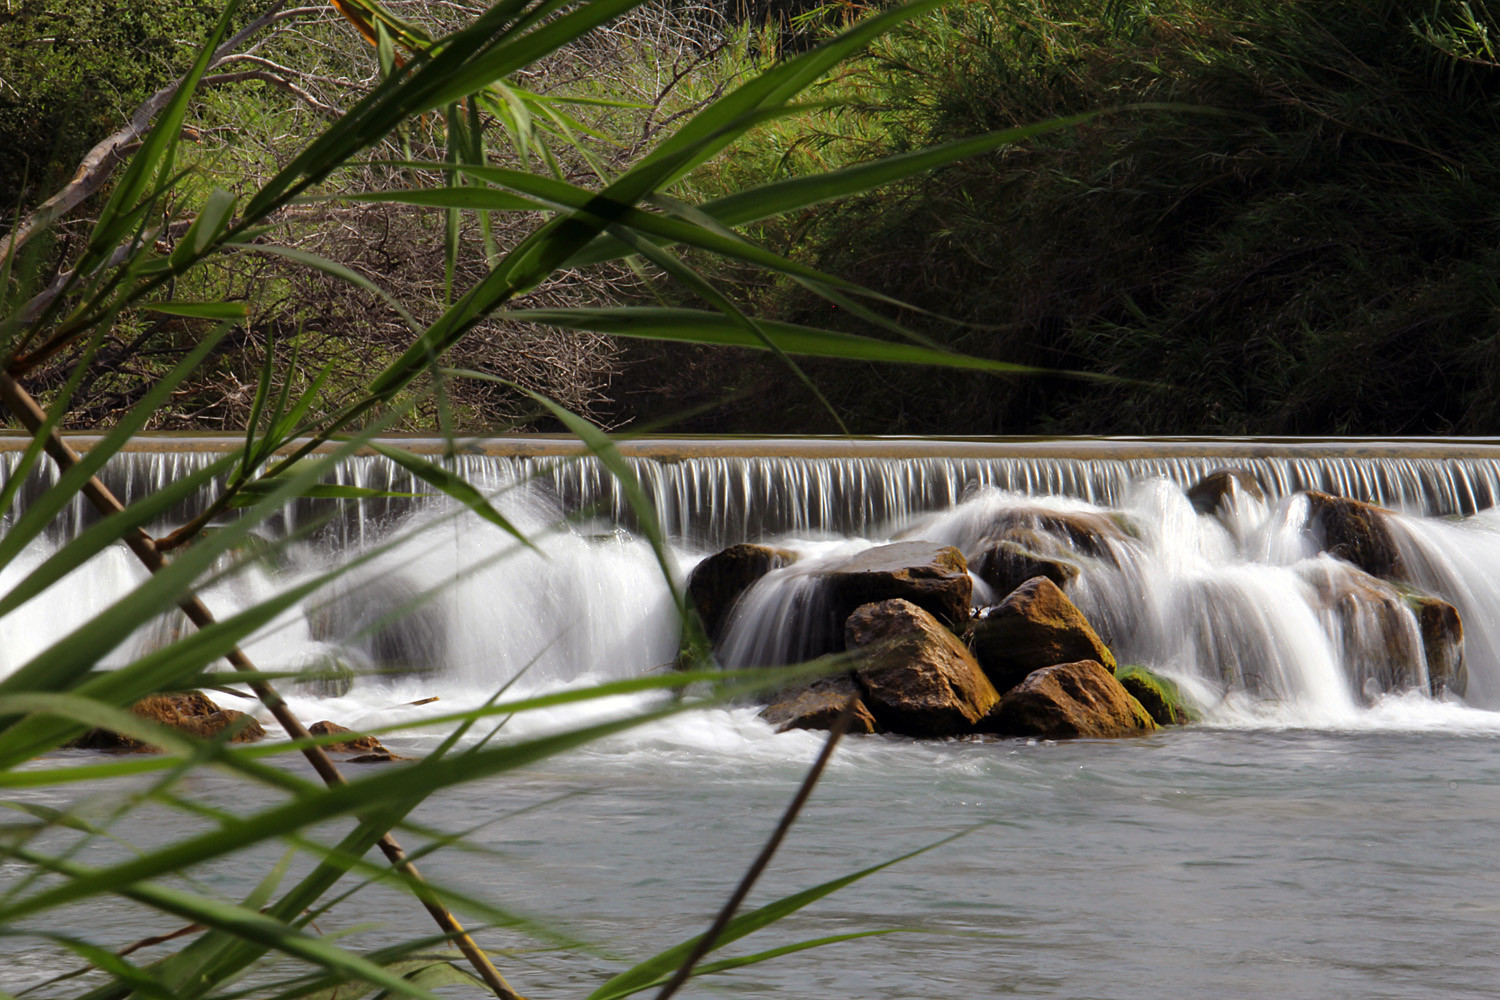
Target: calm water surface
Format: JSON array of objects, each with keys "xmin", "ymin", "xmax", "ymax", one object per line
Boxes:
[{"xmin": 13, "ymin": 716, "xmax": 1500, "ymax": 1000}]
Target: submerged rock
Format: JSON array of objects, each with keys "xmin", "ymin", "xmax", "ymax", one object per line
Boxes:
[
  {"xmin": 687, "ymin": 543, "xmax": 799, "ymax": 642},
  {"xmin": 977, "ymin": 507, "xmax": 1127, "ymax": 565},
  {"xmin": 67, "ymin": 692, "xmax": 266, "ymax": 752},
  {"xmin": 1186, "ymin": 468, "xmax": 1266, "ymax": 516},
  {"xmin": 1301, "ymin": 490, "xmax": 1406, "ymax": 581},
  {"xmin": 982, "ymin": 660, "xmax": 1156, "ymax": 739},
  {"xmin": 846, "ymin": 599, "xmax": 999, "ymax": 736},
  {"xmin": 759, "ymin": 674, "xmax": 880, "ymax": 735},
  {"xmin": 306, "ymin": 575, "xmax": 447, "ymax": 677},
  {"xmin": 291, "ymin": 653, "xmax": 356, "ymax": 699},
  {"xmin": 967, "ymin": 576, "xmax": 1117, "ymax": 692},
  {"xmin": 970, "ymin": 536, "xmax": 1081, "ymax": 598},
  {"xmin": 1115, "ymin": 665, "xmax": 1194, "ymax": 726}
]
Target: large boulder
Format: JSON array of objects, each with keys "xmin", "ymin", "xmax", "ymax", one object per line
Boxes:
[
  {"xmin": 970, "ymin": 535, "xmax": 1081, "ymax": 598},
  {"xmin": 966, "ymin": 577, "xmax": 1117, "ymax": 692},
  {"xmin": 982, "ymin": 660, "xmax": 1156, "ymax": 739},
  {"xmin": 1301, "ymin": 490, "xmax": 1406, "ymax": 581},
  {"xmin": 759, "ymin": 674, "xmax": 880, "ymax": 735},
  {"xmin": 846, "ymin": 599, "xmax": 999, "ymax": 736},
  {"xmin": 809, "ymin": 542, "xmax": 973, "ymax": 652},
  {"xmin": 1409, "ymin": 595, "xmax": 1466, "ymax": 697},
  {"xmin": 1186, "ymin": 468, "xmax": 1265, "ymax": 516},
  {"xmin": 687, "ymin": 543, "xmax": 799, "ymax": 642},
  {"xmin": 67, "ymin": 692, "xmax": 266, "ymax": 752},
  {"xmin": 1115, "ymin": 665, "xmax": 1194, "ymax": 726}
]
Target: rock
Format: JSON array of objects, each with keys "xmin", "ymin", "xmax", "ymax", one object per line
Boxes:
[
  {"xmin": 67, "ymin": 692, "xmax": 266, "ymax": 752},
  {"xmin": 687, "ymin": 543, "xmax": 799, "ymax": 642},
  {"xmin": 1115, "ymin": 665, "xmax": 1194, "ymax": 726},
  {"xmin": 982, "ymin": 660, "xmax": 1156, "ymax": 739},
  {"xmin": 978, "ymin": 507, "xmax": 1127, "ymax": 564},
  {"xmin": 308, "ymin": 720, "xmax": 388, "ymax": 754},
  {"xmin": 1301, "ymin": 565, "xmax": 1426, "ymax": 699},
  {"xmin": 818, "ymin": 541, "xmax": 973, "ymax": 640},
  {"xmin": 1409, "ymin": 595, "xmax": 1466, "ymax": 697},
  {"xmin": 292, "ymin": 653, "xmax": 356, "ymax": 698},
  {"xmin": 1301, "ymin": 490, "xmax": 1406, "ymax": 581},
  {"xmin": 1186, "ymin": 468, "xmax": 1265, "ymax": 516},
  {"xmin": 966, "ymin": 577, "xmax": 1117, "ymax": 692},
  {"xmin": 306, "ymin": 575, "xmax": 446, "ymax": 677},
  {"xmin": 971, "ymin": 537, "xmax": 1081, "ymax": 598},
  {"xmin": 845, "ymin": 599, "xmax": 999, "ymax": 736},
  {"xmin": 759, "ymin": 674, "xmax": 880, "ymax": 734}
]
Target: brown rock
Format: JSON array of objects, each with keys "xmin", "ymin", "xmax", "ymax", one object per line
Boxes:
[
  {"xmin": 971, "ymin": 537, "xmax": 1081, "ymax": 598},
  {"xmin": 1186, "ymin": 468, "xmax": 1266, "ymax": 516},
  {"xmin": 820, "ymin": 541, "xmax": 973, "ymax": 638},
  {"xmin": 966, "ymin": 577, "xmax": 1117, "ymax": 692},
  {"xmin": 687, "ymin": 543, "xmax": 798, "ymax": 641},
  {"xmin": 1301, "ymin": 565, "xmax": 1426, "ymax": 699},
  {"xmin": 1410, "ymin": 595, "xmax": 1466, "ymax": 697},
  {"xmin": 1302, "ymin": 490, "xmax": 1405, "ymax": 581},
  {"xmin": 67, "ymin": 692, "xmax": 266, "ymax": 752},
  {"xmin": 983, "ymin": 660, "xmax": 1156, "ymax": 739},
  {"xmin": 759, "ymin": 674, "xmax": 879, "ymax": 734},
  {"xmin": 309, "ymin": 720, "xmax": 389, "ymax": 754},
  {"xmin": 845, "ymin": 599, "xmax": 999, "ymax": 736}
]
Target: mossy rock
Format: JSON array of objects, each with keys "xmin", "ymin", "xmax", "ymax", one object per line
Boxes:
[{"xmin": 1115, "ymin": 665, "xmax": 1196, "ymax": 726}]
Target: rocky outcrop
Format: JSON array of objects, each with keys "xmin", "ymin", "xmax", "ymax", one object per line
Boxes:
[
  {"xmin": 293, "ymin": 654, "xmax": 356, "ymax": 698},
  {"xmin": 687, "ymin": 543, "xmax": 798, "ymax": 642},
  {"xmin": 1302, "ymin": 490, "xmax": 1406, "ymax": 581},
  {"xmin": 1187, "ymin": 468, "xmax": 1265, "ymax": 516},
  {"xmin": 982, "ymin": 660, "xmax": 1156, "ymax": 739},
  {"xmin": 970, "ymin": 536, "xmax": 1081, "ymax": 598},
  {"xmin": 966, "ymin": 577, "xmax": 1117, "ymax": 692},
  {"xmin": 845, "ymin": 599, "xmax": 999, "ymax": 736},
  {"xmin": 1409, "ymin": 595, "xmax": 1466, "ymax": 697},
  {"xmin": 1115, "ymin": 665, "xmax": 1194, "ymax": 726},
  {"xmin": 759, "ymin": 674, "xmax": 879, "ymax": 735},
  {"xmin": 67, "ymin": 692, "xmax": 266, "ymax": 752}
]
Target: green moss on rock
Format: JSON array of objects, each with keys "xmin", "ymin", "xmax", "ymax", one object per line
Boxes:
[{"xmin": 1115, "ymin": 665, "xmax": 1196, "ymax": 726}]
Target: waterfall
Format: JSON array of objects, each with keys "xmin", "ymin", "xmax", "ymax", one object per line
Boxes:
[{"xmin": 6, "ymin": 437, "xmax": 1500, "ymax": 722}]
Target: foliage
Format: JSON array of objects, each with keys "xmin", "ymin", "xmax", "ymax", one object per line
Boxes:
[
  {"xmin": 0, "ymin": 0, "xmax": 1040, "ymax": 995},
  {"xmin": 630, "ymin": 0, "xmax": 1500, "ymax": 435}
]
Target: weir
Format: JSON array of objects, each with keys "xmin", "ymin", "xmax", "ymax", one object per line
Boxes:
[{"xmin": 5, "ymin": 435, "xmax": 1500, "ymax": 725}]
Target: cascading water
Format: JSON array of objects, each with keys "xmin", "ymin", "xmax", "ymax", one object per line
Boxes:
[{"xmin": 7, "ymin": 438, "xmax": 1500, "ymax": 728}]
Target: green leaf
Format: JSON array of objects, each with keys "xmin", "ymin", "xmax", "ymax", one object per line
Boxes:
[{"xmin": 141, "ymin": 301, "xmax": 248, "ymax": 320}]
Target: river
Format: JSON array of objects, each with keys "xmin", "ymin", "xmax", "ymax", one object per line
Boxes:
[{"xmin": 5, "ymin": 437, "xmax": 1500, "ymax": 998}]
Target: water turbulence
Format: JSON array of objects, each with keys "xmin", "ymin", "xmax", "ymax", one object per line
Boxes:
[{"xmin": 6, "ymin": 439, "xmax": 1500, "ymax": 728}]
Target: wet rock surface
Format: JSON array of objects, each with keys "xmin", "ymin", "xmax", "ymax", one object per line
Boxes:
[
  {"xmin": 967, "ymin": 576, "xmax": 1117, "ymax": 692},
  {"xmin": 845, "ymin": 599, "xmax": 999, "ymax": 736},
  {"xmin": 759, "ymin": 674, "xmax": 880, "ymax": 735},
  {"xmin": 1187, "ymin": 468, "xmax": 1266, "ymax": 516},
  {"xmin": 1302, "ymin": 490, "xmax": 1406, "ymax": 581},
  {"xmin": 982, "ymin": 660, "xmax": 1156, "ymax": 739},
  {"xmin": 971, "ymin": 537, "xmax": 1081, "ymax": 597},
  {"xmin": 687, "ymin": 543, "xmax": 798, "ymax": 642}
]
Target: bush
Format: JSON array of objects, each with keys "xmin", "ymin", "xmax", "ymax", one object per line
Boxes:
[{"xmin": 644, "ymin": 0, "xmax": 1500, "ymax": 435}]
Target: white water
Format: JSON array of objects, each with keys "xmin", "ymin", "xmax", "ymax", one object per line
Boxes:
[
  {"xmin": 13, "ymin": 445, "xmax": 1500, "ymax": 998},
  {"xmin": 8, "ymin": 447, "xmax": 1500, "ymax": 731}
]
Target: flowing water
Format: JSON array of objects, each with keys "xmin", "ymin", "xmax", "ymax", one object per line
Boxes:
[{"xmin": 7, "ymin": 437, "xmax": 1500, "ymax": 998}]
